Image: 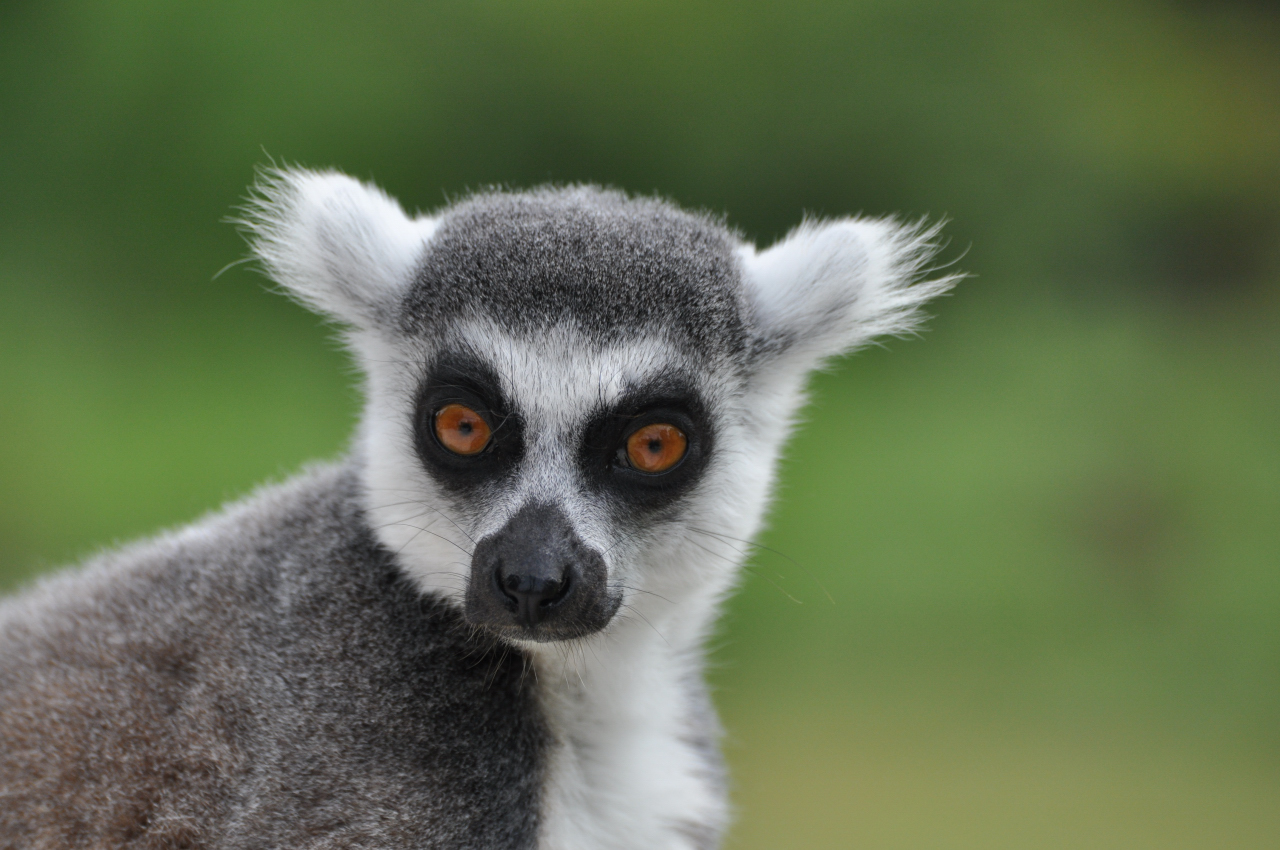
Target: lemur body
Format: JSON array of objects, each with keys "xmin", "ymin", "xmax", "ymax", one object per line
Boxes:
[{"xmin": 0, "ymin": 172, "xmax": 955, "ymax": 848}]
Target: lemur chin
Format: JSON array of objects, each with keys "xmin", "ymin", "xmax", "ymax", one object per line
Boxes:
[{"xmin": 0, "ymin": 168, "xmax": 957, "ymax": 849}]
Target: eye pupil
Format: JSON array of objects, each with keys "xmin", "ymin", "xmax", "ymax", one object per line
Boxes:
[
  {"xmin": 434, "ymin": 403, "xmax": 492, "ymax": 456},
  {"xmin": 625, "ymin": 423, "xmax": 687, "ymax": 474}
]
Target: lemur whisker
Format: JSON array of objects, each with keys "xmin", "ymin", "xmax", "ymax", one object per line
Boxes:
[
  {"xmin": 517, "ymin": 655, "xmax": 534, "ymax": 690},
  {"xmin": 414, "ymin": 571, "xmax": 470, "ymax": 587},
  {"xmin": 388, "ymin": 521, "xmax": 475, "ymax": 559},
  {"xmin": 617, "ymin": 603, "xmax": 669, "ymax": 646},
  {"xmin": 688, "ymin": 527, "xmax": 833, "ymax": 605},
  {"xmin": 485, "ymin": 644, "xmax": 513, "ymax": 692},
  {"xmin": 583, "ymin": 634, "xmax": 605, "ymax": 669},
  {"xmin": 364, "ymin": 498, "xmax": 430, "ymax": 511},
  {"xmin": 573, "ymin": 645, "xmax": 587, "ymax": 690},
  {"xmin": 366, "ymin": 503, "xmax": 477, "ymax": 555},
  {"xmin": 738, "ymin": 565, "xmax": 805, "ymax": 605},
  {"xmin": 609, "ymin": 584, "xmax": 674, "ymax": 605},
  {"xmin": 559, "ymin": 645, "xmax": 572, "ymax": 683},
  {"xmin": 367, "ymin": 489, "xmax": 478, "ymax": 543},
  {"xmin": 601, "ymin": 526, "xmax": 651, "ymax": 557},
  {"xmin": 684, "ymin": 539, "xmax": 803, "ymax": 604}
]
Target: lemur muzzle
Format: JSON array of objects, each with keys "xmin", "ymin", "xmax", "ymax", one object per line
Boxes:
[{"xmin": 467, "ymin": 502, "xmax": 616, "ymax": 639}]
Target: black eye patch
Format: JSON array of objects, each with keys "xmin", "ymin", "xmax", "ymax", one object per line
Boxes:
[
  {"xmin": 577, "ymin": 381, "xmax": 713, "ymax": 511},
  {"xmin": 413, "ymin": 355, "xmax": 524, "ymax": 496}
]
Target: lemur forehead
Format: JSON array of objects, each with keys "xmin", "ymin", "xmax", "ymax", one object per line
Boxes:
[
  {"xmin": 439, "ymin": 321, "xmax": 714, "ymax": 423},
  {"xmin": 400, "ymin": 186, "xmax": 751, "ymax": 361}
]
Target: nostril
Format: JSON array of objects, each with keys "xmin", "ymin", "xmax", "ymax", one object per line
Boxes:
[
  {"xmin": 494, "ymin": 567, "xmax": 518, "ymax": 607},
  {"xmin": 503, "ymin": 573, "xmax": 556, "ymax": 597},
  {"xmin": 496, "ymin": 570, "xmax": 572, "ymax": 627},
  {"xmin": 542, "ymin": 572, "xmax": 571, "ymax": 608}
]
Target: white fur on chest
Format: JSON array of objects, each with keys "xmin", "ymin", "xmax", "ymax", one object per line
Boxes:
[{"xmin": 532, "ymin": 614, "xmax": 728, "ymax": 850}]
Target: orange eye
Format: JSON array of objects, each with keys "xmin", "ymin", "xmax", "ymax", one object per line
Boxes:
[
  {"xmin": 434, "ymin": 403, "xmax": 492, "ymax": 455},
  {"xmin": 625, "ymin": 423, "xmax": 688, "ymax": 474}
]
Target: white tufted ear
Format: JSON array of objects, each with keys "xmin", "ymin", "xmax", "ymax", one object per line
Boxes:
[
  {"xmin": 738, "ymin": 217, "xmax": 958, "ymax": 372},
  {"xmin": 239, "ymin": 167, "xmax": 437, "ymax": 329}
]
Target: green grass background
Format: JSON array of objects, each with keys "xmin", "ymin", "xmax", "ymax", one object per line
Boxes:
[{"xmin": 2, "ymin": 2, "xmax": 1278, "ymax": 846}]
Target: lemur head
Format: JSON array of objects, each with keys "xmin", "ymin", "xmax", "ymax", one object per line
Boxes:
[{"xmin": 245, "ymin": 169, "xmax": 955, "ymax": 647}]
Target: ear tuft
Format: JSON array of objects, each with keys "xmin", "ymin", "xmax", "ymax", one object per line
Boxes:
[
  {"xmin": 739, "ymin": 217, "xmax": 960, "ymax": 369},
  {"xmin": 236, "ymin": 166, "xmax": 437, "ymax": 329}
]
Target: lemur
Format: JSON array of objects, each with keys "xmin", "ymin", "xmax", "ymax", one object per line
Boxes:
[{"xmin": 0, "ymin": 168, "xmax": 955, "ymax": 849}]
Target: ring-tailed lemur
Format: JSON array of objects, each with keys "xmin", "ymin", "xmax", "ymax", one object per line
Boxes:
[{"xmin": 0, "ymin": 168, "xmax": 956, "ymax": 849}]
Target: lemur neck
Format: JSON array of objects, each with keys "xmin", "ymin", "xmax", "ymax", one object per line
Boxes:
[{"xmin": 523, "ymin": 584, "xmax": 731, "ymax": 850}]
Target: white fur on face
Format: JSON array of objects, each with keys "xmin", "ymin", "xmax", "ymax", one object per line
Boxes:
[
  {"xmin": 244, "ymin": 174, "xmax": 958, "ymax": 657},
  {"xmin": 357, "ymin": 321, "xmax": 774, "ymax": 640}
]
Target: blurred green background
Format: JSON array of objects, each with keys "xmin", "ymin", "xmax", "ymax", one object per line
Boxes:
[{"xmin": 3, "ymin": 1, "xmax": 1279, "ymax": 846}]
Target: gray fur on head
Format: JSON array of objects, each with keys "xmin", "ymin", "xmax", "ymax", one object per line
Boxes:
[
  {"xmin": 403, "ymin": 187, "xmax": 751, "ymax": 360},
  {"xmin": 1, "ymin": 166, "xmax": 958, "ymax": 849}
]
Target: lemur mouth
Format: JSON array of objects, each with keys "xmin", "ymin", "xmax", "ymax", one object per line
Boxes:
[{"xmin": 464, "ymin": 502, "xmax": 620, "ymax": 642}]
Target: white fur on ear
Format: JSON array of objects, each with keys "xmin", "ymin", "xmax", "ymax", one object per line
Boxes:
[
  {"xmin": 239, "ymin": 167, "xmax": 437, "ymax": 329},
  {"xmin": 739, "ymin": 217, "xmax": 959, "ymax": 369}
]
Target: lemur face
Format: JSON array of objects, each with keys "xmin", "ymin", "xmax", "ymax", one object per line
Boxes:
[
  {"xmin": 360, "ymin": 189, "xmax": 754, "ymax": 643},
  {"xmin": 384, "ymin": 331, "xmax": 731, "ymax": 642},
  {"xmin": 245, "ymin": 169, "xmax": 955, "ymax": 646}
]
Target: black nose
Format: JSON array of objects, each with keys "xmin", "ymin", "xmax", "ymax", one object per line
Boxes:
[
  {"xmin": 466, "ymin": 502, "xmax": 618, "ymax": 640},
  {"xmin": 499, "ymin": 570, "xmax": 570, "ymax": 628}
]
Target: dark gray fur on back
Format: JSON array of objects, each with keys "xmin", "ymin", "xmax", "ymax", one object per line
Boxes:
[
  {"xmin": 404, "ymin": 187, "xmax": 751, "ymax": 359},
  {"xmin": 0, "ymin": 464, "xmax": 546, "ymax": 848}
]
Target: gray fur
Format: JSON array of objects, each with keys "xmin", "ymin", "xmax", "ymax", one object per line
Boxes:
[
  {"xmin": 0, "ymin": 465, "xmax": 546, "ymax": 847},
  {"xmin": 1, "ymin": 173, "xmax": 954, "ymax": 848},
  {"xmin": 403, "ymin": 187, "xmax": 751, "ymax": 361}
]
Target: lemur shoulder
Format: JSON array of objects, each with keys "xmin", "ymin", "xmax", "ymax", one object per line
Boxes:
[{"xmin": 0, "ymin": 170, "xmax": 956, "ymax": 849}]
